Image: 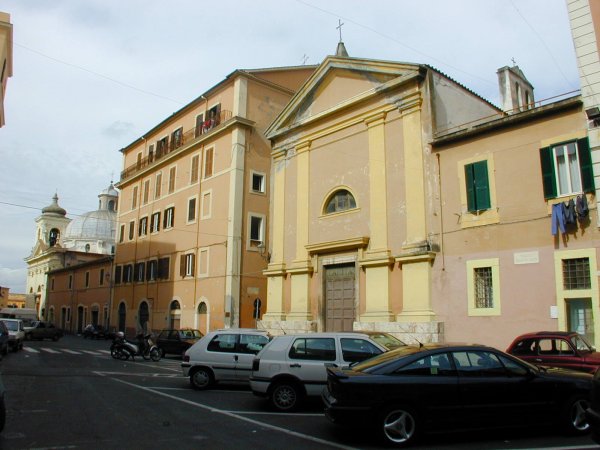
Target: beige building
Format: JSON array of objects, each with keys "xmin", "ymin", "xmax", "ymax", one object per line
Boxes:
[
  {"xmin": 113, "ymin": 65, "xmax": 315, "ymax": 335},
  {"xmin": 0, "ymin": 11, "xmax": 12, "ymax": 127},
  {"xmin": 261, "ymin": 46, "xmax": 599, "ymax": 349},
  {"xmin": 46, "ymin": 256, "xmax": 113, "ymax": 333}
]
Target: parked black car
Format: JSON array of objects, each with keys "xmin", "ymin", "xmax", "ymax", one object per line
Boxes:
[
  {"xmin": 586, "ymin": 367, "xmax": 600, "ymax": 444},
  {"xmin": 157, "ymin": 329, "xmax": 203, "ymax": 356},
  {"xmin": 323, "ymin": 344, "xmax": 592, "ymax": 447},
  {"xmin": 24, "ymin": 321, "xmax": 63, "ymax": 341}
]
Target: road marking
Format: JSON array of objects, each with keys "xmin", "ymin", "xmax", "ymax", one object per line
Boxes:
[
  {"xmin": 96, "ymin": 371, "xmax": 358, "ymax": 450},
  {"xmin": 80, "ymin": 350, "xmax": 103, "ymax": 355},
  {"xmin": 228, "ymin": 411, "xmax": 323, "ymax": 417},
  {"xmin": 59, "ymin": 349, "xmax": 82, "ymax": 354},
  {"xmin": 40, "ymin": 348, "xmax": 61, "ymax": 353},
  {"xmin": 97, "ymin": 349, "xmax": 111, "ymax": 354},
  {"xmin": 22, "ymin": 347, "xmax": 39, "ymax": 353}
]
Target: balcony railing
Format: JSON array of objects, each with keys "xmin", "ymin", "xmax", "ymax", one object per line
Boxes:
[{"xmin": 120, "ymin": 110, "xmax": 233, "ymax": 181}]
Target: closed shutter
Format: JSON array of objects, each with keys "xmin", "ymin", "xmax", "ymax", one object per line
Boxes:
[
  {"xmin": 539, "ymin": 146, "xmax": 557, "ymax": 199},
  {"xmin": 578, "ymin": 137, "xmax": 595, "ymax": 193},
  {"xmin": 465, "ymin": 161, "xmax": 490, "ymax": 211},
  {"xmin": 114, "ymin": 266, "xmax": 122, "ymax": 284},
  {"xmin": 473, "ymin": 161, "xmax": 491, "ymax": 210}
]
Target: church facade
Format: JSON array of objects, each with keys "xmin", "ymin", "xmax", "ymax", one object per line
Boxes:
[
  {"xmin": 26, "ymin": 184, "xmax": 118, "ymax": 331},
  {"xmin": 259, "ymin": 47, "xmax": 600, "ymax": 349}
]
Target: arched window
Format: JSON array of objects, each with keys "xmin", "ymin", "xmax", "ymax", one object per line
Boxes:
[
  {"xmin": 198, "ymin": 302, "xmax": 207, "ymax": 314},
  {"xmin": 85, "ymin": 243, "xmax": 91, "ymax": 252},
  {"xmin": 324, "ymin": 189, "xmax": 357, "ymax": 214},
  {"xmin": 515, "ymin": 82, "xmax": 523, "ymax": 111},
  {"xmin": 108, "ymin": 200, "xmax": 115, "ymax": 211},
  {"xmin": 49, "ymin": 228, "xmax": 60, "ymax": 247}
]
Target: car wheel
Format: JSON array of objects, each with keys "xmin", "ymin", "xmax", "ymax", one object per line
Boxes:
[
  {"xmin": 379, "ymin": 405, "xmax": 419, "ymax": 447},
  {"xmin": 18, "ymin": 340, "xmax": 23, "ymax": 350},
  {"xmin": 563, "ymin": 395, "xmax": 590, "ymax": 435},
  {"xmin": 271, "ymin": 382, "xmax": 302, "ymax": 412},
  {"xmin": 190, "ymin": 367, "xmax": 213, "ymax": 390},
  {"xmin": 11, "ymin": 343, "xmax": 17, "ymax": 353}
]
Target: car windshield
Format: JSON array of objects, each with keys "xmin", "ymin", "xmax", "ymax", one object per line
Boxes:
[
  {"xmin": 571, "ymin": 334, "xmax": 594, "ymax": 352},
  {"xmin": 2, "ymin": 321, "xmax": 18, "ymax": 331},
  {"xmin": 368, "ymin": 333, "xmax": 407, "ymax": 350},
  {"xmin": 350, "ymin": 346, "xmax": 425, "ymax": 372}
]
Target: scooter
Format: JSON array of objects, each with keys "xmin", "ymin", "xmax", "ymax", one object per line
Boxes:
[{"xmin": 110, "ymin": 332, "xmax": 161, "ymax": 361}]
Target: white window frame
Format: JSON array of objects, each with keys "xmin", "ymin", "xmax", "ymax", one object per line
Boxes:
[
  {"xmin": 164, "ymin": 205, "xmax": 175, "ymax": 230},
  {"xmin": 187, "ymin": 196, "xmax": 198, "ymax": 224},
  {"xmin": 185, "ymin": 252, "xmax": 195, "ymax": 277},
  {"xmin": 139, "ymin": 215, "xmax": 148, "ymax": 237},
  {"xmin": 250, "ymin": 170, "xmax": 266, "ymax": 194},
  {"xmin": 551, "ymin": 141, "xmax": 583, "ymax": 197},
  {"xmin": 198, "ymin": 247, "xmax": 209, "ymax": 278},
  {"xmin": 247, "ymin": 212, "xmax": 265, "ymax": 250},
  {"xmin": 155, "ymin": 172, "xmax": 162, "ymax": 199},
  {"xmin": 150, "ymin": 211, "xmax": 160, "ymax": 234},
  {"xmin": 190, "ymin": 153, "xmax": 200, "ymax": 184},
  {"xmin": 201, "ymin": 190, "xmax": 212, "ymax": 220},
  {"xmin": 467, "ymin": 258, "xmax": 501, "ymax": 316}
]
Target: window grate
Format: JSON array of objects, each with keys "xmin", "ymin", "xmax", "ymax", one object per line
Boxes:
[
  {"xmin": 562, "ymin": 258, "xmax": 590, "ymax": 290},
  {"xmin": 474, "ymin": 267, "xmax": 493, "ymax": 308}
]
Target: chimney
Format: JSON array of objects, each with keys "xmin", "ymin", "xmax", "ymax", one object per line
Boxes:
[{"xmin": 497, "ymin": 65, "xmax": 535, "ymax": 114}]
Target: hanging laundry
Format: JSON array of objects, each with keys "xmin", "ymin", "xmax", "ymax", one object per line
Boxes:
[
  {"xmin": 576, "ymin": 194, "xmax": 589, "ymax": 220},
  {"xmin": 564, "ymin": 199, "xmax": 577, "ymax": 225},
  {"xmin": 551, "ymin": 203, "xmax": 566, "ymax": 235}
]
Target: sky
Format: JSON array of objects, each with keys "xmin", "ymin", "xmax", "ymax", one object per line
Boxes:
[{"xmin": 0, "ymin": 0, "xmax": 581, "ymax": 293}]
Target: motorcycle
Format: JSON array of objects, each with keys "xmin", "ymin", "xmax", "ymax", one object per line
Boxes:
[{"xmin": 110, "ymin": 332, "xmax": 161, "ymax": 362}]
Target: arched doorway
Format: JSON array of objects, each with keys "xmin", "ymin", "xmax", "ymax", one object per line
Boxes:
[
  {"xmin": 118, "ymin": 302, "xmax": 126, "ymax": 332},
  {"xmin": 138, "ymin": 302, "xmax": 149, "ymax": 333},
  {"xmin": 169, "ymin": 300, "xmax": 181, "ymax": 329}
]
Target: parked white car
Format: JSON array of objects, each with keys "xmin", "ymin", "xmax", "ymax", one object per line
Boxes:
[
  {"xmin": 181, "ymin": 329, "xmax": 271, "ymax": 390},
  {"xmin": 0, "ymin": 319, "xmax": 25, "ymax": 352},
  {"xmin": 249, "ymin": 331, "xmax": 405, "ymax": 411}
]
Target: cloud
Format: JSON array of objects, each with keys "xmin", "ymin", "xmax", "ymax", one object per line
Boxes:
[
  {"xmin": 0, "ymin": 267, "xmax": 27, "ymax": 294},
  {"xmin": 102, "ymin": 120, "xmax": 135, "ymax": 138}
]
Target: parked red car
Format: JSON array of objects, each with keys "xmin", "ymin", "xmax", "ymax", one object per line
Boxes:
[{"xmin": 506, "ymin": 331, "xmax": 600, "ymax": 374}]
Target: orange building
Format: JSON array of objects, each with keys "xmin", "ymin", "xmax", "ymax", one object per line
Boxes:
[{"xmin": 113, "ymin": 65, "xmax": 315, "ymax": 335}]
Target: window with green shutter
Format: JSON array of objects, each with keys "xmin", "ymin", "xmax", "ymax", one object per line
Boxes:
[
  {"xmin": 465, "ymin": 161, "xmax": 491, "ymax": 212},
  {"xmin": 539, "ymin": 137, "xmax": 595, "ymax": 199}
]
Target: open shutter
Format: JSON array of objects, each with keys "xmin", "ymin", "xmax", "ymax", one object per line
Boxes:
[
  {"xmin": 473, "ymin": 161, "xmax": 491, "ymax": 210},
  {"xmin": 191, "ymin": 254, "xmax": 196, "ymax": 275},
  {"xmin": 180, "ymin": 254, "xmax": 186, "ymax": 277},
  {"xmin": 539, "ymin": 146, "xmax": 557, "ymax": 199},
  {"xmin": 465, "ymin": 164, "xmax": 476, "ymax": 212},
  {"xmin": 578, "ymin": 137, "xmax": 595, "ymax": 193}
]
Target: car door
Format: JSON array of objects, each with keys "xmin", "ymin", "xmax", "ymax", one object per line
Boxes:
[
  {"xmin": 235, "ymin": 333, "xmax": 270, "ymax": 380},
  {"xmin": 454, "ymin": 350, "xmax": 554, "ymax": 428},
  {"xmin": 205, "ymin": 333, "xmax": 239, "ymax": 382},
  {"xmin": 287, "ymin": 337, "xmax": 337, "ymax": 396},
  {"xmin": 535, "ymin": 338, "xmax": 584, "ymax": 371}
]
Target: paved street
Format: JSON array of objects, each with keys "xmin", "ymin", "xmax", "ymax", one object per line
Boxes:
[{"xmin": 0, "ymin": 335, "xmax": 597, "ymax": 450}]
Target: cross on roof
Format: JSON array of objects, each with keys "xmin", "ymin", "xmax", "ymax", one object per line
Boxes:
[{"xmin": 337, "ymin": 19, "xmax": 344, "ymax": 42}]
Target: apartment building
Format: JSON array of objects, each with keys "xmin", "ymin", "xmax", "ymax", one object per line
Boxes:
[
  {"xmin": 0, "ymin": 11, "xmax": 12, "ymax": 127},
  {"xmin": 113, "ymin": 65, "xmax": 315, "ymax": 335}
]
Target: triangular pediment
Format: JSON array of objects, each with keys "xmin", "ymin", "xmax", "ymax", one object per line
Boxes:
[{"xmin": 266, "ymin": 56, "xmax": 423, "ymax": 139}]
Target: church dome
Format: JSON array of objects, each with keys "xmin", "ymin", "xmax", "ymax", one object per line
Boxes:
[
  {"xmin": 42, "ymin": 194, "xmax": 67, "ymax": 216},
  {"xmin": 64, "ymin": 209, "xmax": 116, "ymax": 242}
]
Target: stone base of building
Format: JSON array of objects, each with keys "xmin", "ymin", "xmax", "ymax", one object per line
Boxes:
[
  {"xmin": 258, "ymin": 319, "xmax": 318, "ymax": 336},
  {"xmin": 354, "ymin": 321, "xmax": 444, "ymax": 344}
]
